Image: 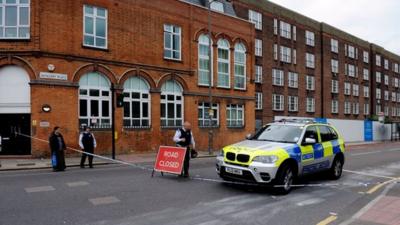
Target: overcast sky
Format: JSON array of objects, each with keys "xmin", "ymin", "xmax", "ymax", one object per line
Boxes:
[{"xmin": 268, "ymin": 0, "xmax": 400, "ymax": 55}]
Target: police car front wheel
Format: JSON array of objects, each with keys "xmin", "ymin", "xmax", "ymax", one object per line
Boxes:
[{"xmin": 274, "ymin": 164, "xmax": 295, "ymax": 195}]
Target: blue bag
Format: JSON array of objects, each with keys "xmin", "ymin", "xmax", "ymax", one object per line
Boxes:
[{"xmin": 51, "ymin": 152, "xmax": 57, "ymax": 168}]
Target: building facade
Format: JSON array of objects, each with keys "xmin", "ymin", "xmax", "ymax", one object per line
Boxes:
[{"xmin": 0, "ymin": 0, "xmax": 256, "ymax": 156}]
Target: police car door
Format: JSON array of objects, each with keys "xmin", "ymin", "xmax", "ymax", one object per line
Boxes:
[
  {"xmin": 300, "ymin": 125, "xmax": 320, "ymax": 174},
  {"xmin": 318, "ymin": 125, "xmax": 339, "ymax": 169}
]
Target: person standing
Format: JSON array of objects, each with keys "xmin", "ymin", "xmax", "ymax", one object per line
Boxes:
[
  {"xmin": 173, "ymin": 121, "xmax": 195, "ymax": 178},
  {"xmin": 49, "ymin": 126, "xmax": 66, "ymax": 172},
  {"xmin": 79, "ymin": 126, "xmax": 96, "ymax": 168}
]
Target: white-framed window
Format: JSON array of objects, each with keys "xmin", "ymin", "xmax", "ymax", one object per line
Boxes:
[
  {"xmin": 331, "ymin": 59, "xmax": 339, "ymax": 73},
  {"xmin": 392, "ymin": 92, "xmax": 397, "ymax": 102},
  {"xmin": 384, "ymin": 106, "xmax": 389, "ymax": 116},
  {"xmin": 255, "ymin": 65, "xmax": 262, "ymax": 83},
  {"xmin": 198, "ymin": 34, "xmax": 213, "ymax": 86},
  {"xmin": 363, "ymin": 68, "xmax": 369, "ymax": 80},
  {"xmin": 217, "ymin": 39, "xmax": 230, "ymax": 88},
  {"xmin": 0, "ymin": 0, "xmax": 30, "ymax": 39},
  {"xmin": 160, "ymin": 80, "xmax": 183, "ymax": 127},
  {"xmin": 123, "ymin": 77, "xmax": 151, "ymax": 128},
  {"xmin": 255, "ymin": 39, "xmax": 262, "ymax": 56},
  {"xmin": 363, "ymin": 86, "xmax": 369, "ymax": 98},
  {"xmin": 363, "ymin": 103, "xmax": 370, "ymax": 115},
  {"xmin": 346, "ymin": 64, "xmax": 356, "ymax": 77},
  {"xmin": 306, "ymin": 75, "xmax": 315, "ymax": 91},
  {"xmin": 306, "ymin": 97, "xmax": 315, "ymax": 113},
  {"xmin": 376, "ymin": 54, "xmax": 381, "ymax": 66},
  {"xmin": 198, "ymin": 102, "xmax": 219, "ymax": 127},
  {"xmin": 248, "ymin": 10, "xmax": 262, "ymax": 30},
  {"xmin": 352, "ymin": 84, "xmax": 359, "ymax": 96},
  {"xmin": 344, "ymin": 82, "xmax": 351, "ymax": 95},
  {"xmin": 305, "ymin": 30, "xmax": 315, "ymax": 46},
  {"xmin": 279, "ymin": 21, "xmax": 291, "ymax": 39},
  {"xmin": 398, "ymin": 93, "xmax": 400, "ymax": 102},
  {"xmin": 331, "ymin": 100, "xmax": 339, "ymax": 114},
  {"xmin": 384, "ymin": 74, "xmax": 389, "ymax": 86},
  {"xmin": 392, "ymin": 107, "xmax": 396, "ymax": 117},
  {"xmin": 288, "ymin": 72, "xmax": 298, "ymax": 88},
  {"xmin": 273, "ymin": 43, "xmax": 278, "ymax": 60},
  {"xmin": 331, "ymin": 39, "xmax": 338, "ymax": 53},
  {"xmin": 347, "ymin": 45, "xmax": 355, "ymax": 58},
  {"xmin": 352, "ymin": 102, "xmax": 359, "ymax": 115},
  {"xmin": 376, "ymin": 72, "xmax": 381, "ymax": 83},
  {"xmin": 273, "ymin": 18, "xmax": 278, "ymax": 35},
  {"xmin": 376, "ymin": 105, "xmax": 382, "ymax": 114},
  {"xmin": 234, "ymin": 42, "xmax": 246, "ymax": 90},
  {"xmin": 394, "ymin": 78, "xmax": 399, "ymax": 88},
  {"xmin": 363, "ymin": 51, "xmax": 369, "ymax": 63},
  {"xmin": 164, "ymin": 24, "xmax": 181, "ymax": 60},
  {"xmin": 226, "ymin": 104, "xmax": 244, "ymax": 128},
  {"xmin": 79, "ymin": 72, "xmax": 111, "ymax": 128},
  {"xmin": 83, "ymin": 5, "xmax": 107, "ymax": 49},
  {"xmin": 384, "ymin": 59, "xmax": 389, "ymax": 70},
  {"xmin": 280, "ymin": 45, "xmax": 291, "ymax": 63},
  {"xmin": 255, "ymin": 92, "xmax": 263, "ymax": 110},
  {"xmin": 344, "ymin": 101, "xmax": 351, "ymax": 114},
  {"xmin": 272, "ymin": 69, "xmax": 284, "ymax": 86},
  {"xmin": 272, "ymin": 94, "xmax": 284, "ymax": 111},
  {"xmin": 293, "ymin": 25, "xmax": 297, "ymax": 41},
  {"xmin": 384, "ymin": 90, "xmax": 389, "ymax": 101},
  {"xmin": 331, "ymin": 80, "xmax": 339, "ymax": 93},
  {"xmin": 306, "ymin": 53, "xmax": 315, "ymax": 68},
  {"xmin": 210, "ymin": 1, "xmax": 224, "ymax": 12},
  {"xmin": 394, "ymin": 63, "xmax": 399, "ymax": 73},
  {"xmin": 288, "ymin": 96, "xmax": 298, "ymax": 112},
  {"xmin": 293, "ymin": 49, "xmax": 297, "ymax": 64},
  {"xmin": 376, "ymin": 88, "xmax": 381, "ymax": 99}
]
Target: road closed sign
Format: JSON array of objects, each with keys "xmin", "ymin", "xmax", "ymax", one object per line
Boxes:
[{"xmin": 154, "ymin": 146, "xmax": 187, "ymax": 174}]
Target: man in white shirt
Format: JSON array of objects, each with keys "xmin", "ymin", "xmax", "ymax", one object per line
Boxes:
[
  {"xmin": 173, "ymin": 121, "xmax": 195, "ymax": 177},
  {"xmin": 79, "ymin": 126, "xmax": 97, "ymax": 168}
]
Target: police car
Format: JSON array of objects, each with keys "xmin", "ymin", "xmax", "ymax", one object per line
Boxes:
[{"xmin": 216, "ymin": 119, "xmax": 345, "ymax": 194}]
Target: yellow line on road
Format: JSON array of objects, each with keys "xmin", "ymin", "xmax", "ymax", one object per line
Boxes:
[
  {"xmin": 366, "ymin": 177, "xmax": 400, "ymax": 194},
  {"xmin": 316, "ymin": 215, "xmax": 337, "ymax": 225}
]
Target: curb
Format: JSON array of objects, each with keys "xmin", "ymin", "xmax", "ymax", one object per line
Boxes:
[{"xmin": 0, "ymin": 162, "xmax": 115, "ymax": 172}]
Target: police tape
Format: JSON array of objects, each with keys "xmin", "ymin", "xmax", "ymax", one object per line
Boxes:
[{"xmin": 16, "ymin": 132, "xmax": 399, "ymax": 189}]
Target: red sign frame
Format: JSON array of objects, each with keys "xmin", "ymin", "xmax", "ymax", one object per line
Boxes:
[{"xmin": 154, "ymin": 146, "xmax": 187, "ymax": 175}]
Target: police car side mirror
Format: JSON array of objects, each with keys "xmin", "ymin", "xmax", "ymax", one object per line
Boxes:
[
  {"xmin": 245, "ymin": 133, "xmax": 252, "ymax": 140},
  {"xmin": 304, "ymin": 138, "xmax": 316, "ymax": 145}
]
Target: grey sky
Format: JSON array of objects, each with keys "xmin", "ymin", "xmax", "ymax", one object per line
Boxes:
[{"xmin": 268, "ymin": 0, "xmax": 400, "ymax": 55}]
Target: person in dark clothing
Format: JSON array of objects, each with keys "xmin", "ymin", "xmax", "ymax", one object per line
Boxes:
[
  {"xmin": 173, "ymin": 121, "xmax": 195, "ymax": 178},
  {"xmin": 79, "ymin": 126, "xmax": 97, "ymax": 168},
  {"xmin": 49, "ymin": 126, "xmax": 66, "ymax": 172}
]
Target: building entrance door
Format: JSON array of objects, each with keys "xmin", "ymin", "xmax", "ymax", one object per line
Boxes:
[{"xmin": 0, "ymin": 114, "xmax": 31, "ymax": 155}]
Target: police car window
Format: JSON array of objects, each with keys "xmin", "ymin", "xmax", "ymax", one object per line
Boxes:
[
  {"xmin": 319, "ymin": 125, "xmax": 333, "ymax": 142},
  {"xmin": 328, "ymin": 127, "xmax": 338, "ymax": 140},
  {"xmin": 252, "ymin": 125, "xmax": 303, "ymax": 143},
  {"xmin": 303, "ymin": 126, "xmax": 318, "ymax": 143}
]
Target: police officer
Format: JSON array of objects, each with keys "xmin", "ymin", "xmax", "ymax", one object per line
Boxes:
[
  {"xmin": 79, "ymin": 126, "xmax": 97, "ymax": 168},
  {"xmin": 173, "ymin": 121, "xmax": 195, "ymax": 178}
]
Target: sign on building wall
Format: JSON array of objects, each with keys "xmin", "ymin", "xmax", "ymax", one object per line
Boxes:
[
  {"xmin": 39, "ymin": 72, "xmax": 68, "ymax": 81},
  {"xmin": 364, "ymin": 120, "xmax": 373, "ymax": 141}
]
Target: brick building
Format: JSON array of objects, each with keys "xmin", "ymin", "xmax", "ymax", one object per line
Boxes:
[{"xmin": 0, "ymin": 0, "xmax": 256, "ymax": 156}]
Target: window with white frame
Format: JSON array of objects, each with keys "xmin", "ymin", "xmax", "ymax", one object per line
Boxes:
[
  {"xmin": 363, "ymin": 68, "xmax": 369, "ymax": 80},
  {"xmin": 376, "ymin": 72, "xmax": 381, "ymax": 83},
  {"xmin": 293, "ymin": 25, "xmax": 297, "ymax": 40},
  {"xmin": 255, "ymin": 65, "xmax": 262, "ymax": 83},
  {"xmin": 384, "ymin": 90, "xmax": 389, "ymax": 101},
  {"xmin": 0, "ymin": 0, "xmax": 30, "ymax": 39},
  {"xmin": 123, "ymin": 77, "xmax": 151, "ymax": 128},
  {"xmin": 255, "ymin": 92, "xmax": 263, "ymax": 110},
  {"xmin": 376, "ymin": 105, "xmax": 381, "ymax": 114},
  {"xmin": 352, "ymin": 102, "xmax": 359, "ymax": 115},
  {"xmin": 398, "ymin": 93, "xmax": 400, "ymax": 102},
  {"xmin": 305, "ymin": 30, "xmax": 315, "ymax": 46},
  {"xmin": 198, "ymin": 102, "xmax": 219, "ymax": 127},
  {"xmin": 347, "ymin": 45, "xmax": 355, "ymax": 58},
  {"xmin": 376, "ymin": 54, "xmax": 381, "ymax": 66},
  {"xmin": 384, "ymin": 59, "xmax": 389, "ymax": 70},
  {"xmin": 273, "ymin": 43, "xmax": 278, "ymax": 60},
  {"xmin": 346, "ymin": 64, "xmax": 356, "ymax": 77},
  {"xmin": 160, "ymin": 80, "xmax": 183, "ymax": 127},
  {"xmin": 395, "ymin": 63, "xmax": 399, "ymax": 73},
  {"xmin": 288, "ymin": 96, "xmax": 298, "ymax": 112},
  {"xmin": 363, "ymin": 103, "xmax": 369, "ymax": 115},
  {"xmin": 280, "ymin": 45, "xmax": 291, "ymax": 63},
  {"xmin": 376, "ymin": 88, "xmax": 381, "ymax": 99},
  {"xmin": 226, "ymin": 104, "xmax": 244, "ymax": 127},
  {"xmin": 306, "ymin": 53, "xmax": 315, "ymax": 68},
  {"xmin": 198, "ymin": 34, "xmax": 212, "ymax": 86},
  {"xmin": 331, "ymin": 39, "xmax": 338, "ymax": 53},
  {"xmin": 210, "ymin": 1, "xmax": 224, "ymax": 12},
  {"xmin": 384, "ymin": 106, "xmax": 389, "ymax": 116},
  {"xmin": 234, "ymin": 42, "xmax": 246, "ymax": 90},
  {"xmin": 344, "ymin": 82, "xmax": 351, "ymax": 95},
  {"xmin": 164, "ymin": 24, "xmax": 181, "ymax": 60},
  {"xmin": 306, "ymin": 75, "xmax": 315, "ymax": 90},
  {"xmin": 217, "ymin": 39, "xmax": 230, "ymax": 88},
  {"xmin": 272, "ymin": 69, "xmax": 284, "ymax": 86},
  {"xmin": 272, "ymin": 94, "xmax": 284, "ymax": 111},
  {"xmin": 83, "ymin": 5, "xmax": 107, "ymax": 49},
  {"xmin": 363, "ymin": 86, "xmax": 369, "ymax": 98},
  {"xmin": 344, "ymin": 101, "xmax": 351, "ymax": 114},
  {"xmin": 395, "ymin": 78, "xmax": 399, "ymax": 88},
  {"xmin": 331, "ymin": 80, "xmax": 339, "ymax": 93},
  {"xmin": 255, "ymin": 39, "xmax": 262, "ymax": 56},
  {"xmin": 331, "ymin": 59, "xmax": 339, "ymax": 73},
  {"xmin": 293, "ymin": 49, "xmax": 297, "ymax": 64},
  {"xmin": 248, "ymin": 10, "xmax": 262, "ymax": 30},
  {"xmin": 331, "ymin": 100, "xmax": 339, "ymax": 114},
  {"xmin": 273, "ymin": 18, "xmax": 278, "ymax": 35},
  {"xmin": 392, "ymin": 107, "xmax": 396, "ymax": 117},
  {"xmin": 363, "ymin": 51, "xmax": 369, "ymax": 63},
  {"xmin": 352, "ymin": 84, "xmax": 359, "ymax": 96},
  {"xmin": 279, "ymin": 21, "xmax": 291, "ymax": 39},
  {"xmin": 79, "ymin": 72, "xmax": 111, "ymax": 128},
  {"xmin": 392, "ymin": 92, "xmax": 397, "ymax": 102},
  {"xmin": 384, "ymin": 74, "xmax": 389, "ymax": 86},
  {"xmin": 288, "ymin": 72, "xmax": 298, "ymax": 88},
  {"xmin": 306, "ymin": 97, "xmax": 315, "ymax": 113}
]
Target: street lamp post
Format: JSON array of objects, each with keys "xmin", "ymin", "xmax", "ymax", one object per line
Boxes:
[{"xmin": 207, "ymin": 0, "xmax": 215, "ymax": 155}]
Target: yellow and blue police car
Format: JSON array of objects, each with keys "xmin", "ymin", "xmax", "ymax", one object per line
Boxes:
[{"xmin": 216, "ymin": 119, "xmax": 345, "ymax": 194}]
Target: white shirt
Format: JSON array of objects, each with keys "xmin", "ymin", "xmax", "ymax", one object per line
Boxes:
[
  {"xmin": 173, "ymin": 128, "xmax": 195, "ymax": 149},
  {"xmin": 79, "ymin": 132, "xmax": 97, "ymax": 149}
]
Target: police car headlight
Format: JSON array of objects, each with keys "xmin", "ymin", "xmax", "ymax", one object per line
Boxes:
[
  {"xmin": 252, "ymin": 155, "xmax": 278, "ymax": 164},
  {"xmin": 217, "ymin": 149, "xmax": 224, "ymax": 157}
]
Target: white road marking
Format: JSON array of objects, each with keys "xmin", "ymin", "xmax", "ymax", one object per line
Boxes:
[
  {"xmin": 350, "ymin": 151, "xmax": 382, "ymax": 156},
  {"xmin": 89, "ymin": 196, "xmax": 120, "ymax": 206},
  {"xmin": 296, "ymin": 198, "xmax": 325, "ymax": 206},
  {"xmin": 25, "ymin": 186, "xmax": 55, "ymax": 193},
  {"xmin": 343, "ymin": 169, "xmax": 397, "ymax": 179},
  {"xmin": 67, "ymin": 181, "xmax": 89, "ymax": 187}
]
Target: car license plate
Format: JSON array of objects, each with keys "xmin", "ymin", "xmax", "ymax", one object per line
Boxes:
[{"xmin": 225, "ymin": 167, "xmax": 243, "ymax": 175}]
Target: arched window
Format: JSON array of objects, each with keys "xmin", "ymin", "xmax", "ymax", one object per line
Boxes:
[
  {"xmin": 234, "ymin": 42, "xmax": 246, "ymax": 89},
  {"xmin": 217, "ymin": 39, "xmax": 230, "ymax": 88},
  {"xmin": 123, "ymin": 76, "xmax": 151, "ymax": 128},
  {"xmin": 160, "ymin": 80, "xmax": 183, "ymax": 127},
  {"xmin": 198, "ymin": 34, "xmax": 212, "ymax": 86},
  {"xmin": 79, "ymin": 72, "xmax": 111, "ymax": 128}
]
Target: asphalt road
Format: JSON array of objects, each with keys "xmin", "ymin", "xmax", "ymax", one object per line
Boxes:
[{"xmin": 1, "ymin": 145, "xmax": 400, "ymax": 225}]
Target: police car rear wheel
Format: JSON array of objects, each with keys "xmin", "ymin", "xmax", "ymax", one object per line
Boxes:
[
  {"xmin": 274, "ymin": 164, "xmax": 294, "ymax": 195},
  {"xmin": 329, "ymin": 157, "xmax": 343, "ymax": 180}
]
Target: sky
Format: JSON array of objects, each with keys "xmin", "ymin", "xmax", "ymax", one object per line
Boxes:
[{"xmin": 268, "ymin": 0, "xmax": 400, "ymax": 55}]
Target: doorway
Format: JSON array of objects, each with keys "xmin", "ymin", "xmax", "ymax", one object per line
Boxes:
[{"xmin": 0, "ymin": 114, "xmax": 31, "ymax": 155}]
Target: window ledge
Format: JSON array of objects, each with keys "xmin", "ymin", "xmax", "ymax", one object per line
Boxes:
[
  {"xmin": 82, "ymin": 44, "xmax": 109, "ymax": 52},
  {"xmin": 0, "ymin": 38, "xmax": 31, "ymax": 42},
  {"xmin": 199, "ymin": 126, "xmax": 220, "ymax": 129},
  {"xmin": 227, "ymin": 126, "xmax": 245, "ymax": 129},
  {"xmin": 161, "ymin": 126, "xmax": 181, "ymax": 130},
  {"xmin": 164, "ymin": 57, "xmax": 183, "ymax": 63},
  {"xmin": 123, "ymin": 126, "xmax": 151, "ymax": 130}
]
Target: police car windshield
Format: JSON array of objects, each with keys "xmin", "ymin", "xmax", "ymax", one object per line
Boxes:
[{"xmin": 252, "ymin": 124, "xmax": 303, "ymax": 143}]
